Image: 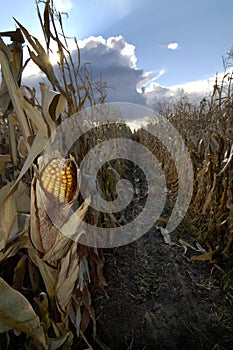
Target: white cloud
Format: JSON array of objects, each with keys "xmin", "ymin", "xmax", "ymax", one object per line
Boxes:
[
  {"xmin": 168, "ymin": 70, "xmax": 233, "ymax": 94},
  {"xmin": 53, "ymin": 0, "xmax": 73, "ymax": 12},
  {"xmin": 170, "ymin": 79, "xmax": 211, "ymax": 94},
  {"xmin": 23, "ymin": 35, "xmax": 145, "ymax": 105},
  {"xmin": 136, "ymin": 70, "xmax": 166, "ymax": 93},
  {"xmin": 143, "ymin": 70, "xmax": 233, "ymax": 107},
  {"xmin": 23, "ymin": 35, "xmax": 230, "ymax": 111},
  {"xmin": 76, "ymin": 36, "xmax": 144, "ymax": 104},
  {"xmin": 77, "ymin": 35, "xmax": 137, "ymax": 69},
  {"xmin": 167, "ymin": 42, "xmax": 179, "ymax": 50}
]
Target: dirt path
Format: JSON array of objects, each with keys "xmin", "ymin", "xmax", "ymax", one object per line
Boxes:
[
  {"xmin": 87, "ymin": 159, "xmax": 233, "ymax": 350},
  {"xmin": 94, "ymin": 228, "xmax": 233, "ymax": 350}
]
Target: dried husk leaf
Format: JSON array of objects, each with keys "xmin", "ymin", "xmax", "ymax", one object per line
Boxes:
[
  {"xmin": 42, "ymin": 232, "xmax": 73, "ymax": 262},
  {"xmin": 29, "ymin": 247, "xmax": 57, "ymax": 299},
  {"xmin": 0, "ymin": 277, "xmax": 47, "ymax": 348},
  {"xmin": 41, "ymin": 198, "xmax": 90, "ymax": 262},
  {"xmin": 31, "ymin": 166, "xmax": 83, "ymax": 255},
  {"xmin": 30, "ymin": 173, "xmax": 45, "ymax": 253},
  {"xmin": 55, "ymin": 243, "xmax": 80, "ymax": 314},
  {"xmin": 30, "ymin": 172, "xmax": 61, "ymax": 253}
]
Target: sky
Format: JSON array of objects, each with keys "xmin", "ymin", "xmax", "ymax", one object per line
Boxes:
[{"xmin": 1, "ymin": 0, "xmax": 233, "ymax": 106}]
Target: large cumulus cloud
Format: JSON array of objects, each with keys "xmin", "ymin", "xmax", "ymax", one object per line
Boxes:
[
  {"xmin": 23, "ymin": 35, "xmax": 148, "ymax": 105},
  {"xmin": 76, "ymin": 35, "xmax": 145, "ymax": 104},
  {"xmin": 23, "ymin": 35, "xmax": 213, "ymax": 108}
]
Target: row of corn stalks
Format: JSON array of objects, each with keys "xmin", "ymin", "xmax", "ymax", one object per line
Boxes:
[
  {"xmin": 0, "ymin": 1, "xmax": 133, "ymax": 348},
  {"xmin": 136, "ymin": 74, "xmax": 233, "ymax": 259}
]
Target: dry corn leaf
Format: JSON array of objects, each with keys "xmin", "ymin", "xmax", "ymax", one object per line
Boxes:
[
  {"xmin": 56, "ymin": 200, "xmax": 89, "ymax": 243},
  {"xmin": 0, "ymin": 277, "xmax": 47, "ymax": 348},
  {"xmin": 7, "ymin": 213, "xmax": 30, "ymax": 242},
  {"xmin": 47, "ymin": 332, "xmax": 73, "ymax": 350},
  {"xmin": 29, "ymin": 247, "xmax": 57, "ymax": 299},
  {"xmin": 0, "ymin": 47, "xmax": 31, "ymax": 141},
  {"xmin": 0, "ymin": 39, "xmax": 16, "ymax": 110},
  {"xmin": 14, "ymin": 19, "xmax": 65, "ymax": 94},
  {"xmin": 17, "ymin": 88, "xmax": 48, "ymax": 136},
  {"xmin": 41, "ymin": 199, "xmax": 89, "ymax": 262},
  {"xmin": 0, "ymin": 183, "xmax": 17, "ymax": 248},
  {"xmin": 0, "ymin": 213, "xmax": 29, "ymax": 263},
  {"xmin": 225, "ymin": 204, "xmax": 233, "ymax": 253},
  {"xmin": 0, "ymin": 180, "xmax": 16, "ymax": 208},
  {"xmin": 40, "ymin": 84, "xmax": 66, "ymax": 123},
  {"xmin": 42, "ymin": 232, "xmax": 73, "ymax": 262},
  {"xmin": 13, "ymin": 254, "xmax": 28, "ymax": 290},
  {"xmin": 218, "ymin": 143, "xmax": 233, "ymax": 175},
  {"xmin": 191, "ymin": 251, "xmax": 213, "ymax": 262},
  {"xmin": 9, "ymin": 40, "xmax": 24, "ymax": 84},
  {"xmin": 42, "ymin": 0, "xmax": 50, "ymax": 51},
  {"xmin": 8, "ymin": 112, "xmax": 21, "ymax": 170},
  {"xmin": 80, "ymin": 284, "xmax": 96, "ymax": 337},
  {"xmin": 0, "ymin": 232, "xmax": 28, "ymax": 263},
  {"xmin": 159, "ymin": 227, "xmax": 172, "ymax": 245},
  {"xmin": 18, "ymin": 130, "xmax": 47, "ymax": 183},
  {"xmin": 88, "ymin": 248, "xmax": 107, "ymax": 291},
  {"xmin": 16, "ymin": 181, "xmax": 30, "ymax": 213},
  {"xmin": 18, "ymin": 135, "xmax": 28, "ymax": 159},
  {"xmin": 30, "ymin": 173, "xmax": 45, "ymax": 253},
  {"xmin": 0, "ymin": 155, "xmax": 11, "ymax": 173},
  {"xmin": 77, "ymin": 256, "xmax": 91, "ymax": 293},
  {"xmin": 55, "ymin": 243, "xmax": 80, "ymax": 314},
  {"xmin": 0, "ymin": 132, "xmax": 48, "ymax": 207},
  {"xmin": 202, "ymin": 173, "xmax": 217, "ymax": 214},
  {"xmin": 0, "ymin": 319, "xmax": 12, "ymax": 333},
  {"xmin": 69, "ymin": 299, "xmax": 81, "ymax": 337}
]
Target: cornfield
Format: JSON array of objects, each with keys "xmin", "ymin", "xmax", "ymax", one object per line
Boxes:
[
  {"xmin": 0, "ymin": 0, "xmax": 232, "ymax": 349},
  {"xmin": 135, "ymin": 78, "xmax": 233, "ymax": 258}
]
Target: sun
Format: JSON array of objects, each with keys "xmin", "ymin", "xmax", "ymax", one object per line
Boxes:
[{"xmin": 49, "ymin": 51, "xmax": 61, "ymax": 66}]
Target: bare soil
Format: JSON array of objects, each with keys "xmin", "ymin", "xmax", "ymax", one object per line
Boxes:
[
  {"xmin": 86, "ymin": 159, "xmax": 233, "ymax": 350},
  {"xmin": 93, "ymin": 230, "xmax": 233, "ymax": 350}
]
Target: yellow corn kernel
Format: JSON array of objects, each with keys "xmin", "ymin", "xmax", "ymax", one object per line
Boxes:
[{"xmin": 40, "ymin": 157, "xmax": 78, "ymax": 203}]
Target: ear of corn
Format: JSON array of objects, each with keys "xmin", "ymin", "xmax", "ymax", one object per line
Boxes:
[{"xmin": 40, "ymin": 157, "xmax": 78, "ymax": 204}]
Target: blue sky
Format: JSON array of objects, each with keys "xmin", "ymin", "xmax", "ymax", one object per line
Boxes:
[{"xmin": 1, "ymin": 0, "xmax": 233, "ymax": 105}]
